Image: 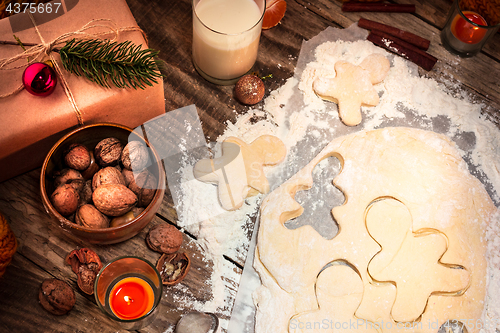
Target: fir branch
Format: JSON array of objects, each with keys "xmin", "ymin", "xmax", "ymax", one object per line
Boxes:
[
  {"xmin": 13, "ymin": 35, "xmax": 26, "ymax": 51},
  {"xmin": 58, "ymin": 38, "xmax": 163, "ymax": 89}
]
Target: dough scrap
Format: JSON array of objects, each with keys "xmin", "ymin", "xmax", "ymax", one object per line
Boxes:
[
  {"xmin": 366, "ymin": 198, "xmax": 470, "ymax": 323},
  {"xmin": 194, "ymin": 135, "xmax": 286, "ymax": 211},
  {"xmin": 313, "ymin": 53, "xmax": 390, "ymax": 127},
  {"xmin": 254, "ymin": 127, "xmax": 496, "ymax": 333}
]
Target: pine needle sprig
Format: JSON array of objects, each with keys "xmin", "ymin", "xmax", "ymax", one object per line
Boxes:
[{"xmin": 58, "ymin": 38, "xmax": 163, "ymax": 89}]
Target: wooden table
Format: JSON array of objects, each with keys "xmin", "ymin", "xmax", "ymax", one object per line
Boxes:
[{"xmin": 0, "ymin": 0, "xmax": 499, "ymax": 332}]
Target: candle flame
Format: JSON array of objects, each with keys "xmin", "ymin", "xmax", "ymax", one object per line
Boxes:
[{"xmin": 124, "ymin": 295, "xmax": 133, "ymax": 305}]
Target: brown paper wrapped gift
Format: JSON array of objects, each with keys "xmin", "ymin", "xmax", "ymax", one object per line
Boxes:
[{"xmin": 0, "ymin": 0, "xmax": 165, "ymax": 183}]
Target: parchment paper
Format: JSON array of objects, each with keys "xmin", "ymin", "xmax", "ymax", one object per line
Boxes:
[{"xmin": 227, "ymin": 23, "xmax": 493, "ymax": 333}]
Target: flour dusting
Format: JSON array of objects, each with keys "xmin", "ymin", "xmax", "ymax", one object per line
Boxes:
[{"xmin": 171, "ymin": 24, "xmax": 500, "ymax": 333}]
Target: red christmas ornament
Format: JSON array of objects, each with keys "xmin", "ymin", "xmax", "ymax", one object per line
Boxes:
[{"xmin": 22, "ymin": 62, "xmax": 57, "ymax": 96}]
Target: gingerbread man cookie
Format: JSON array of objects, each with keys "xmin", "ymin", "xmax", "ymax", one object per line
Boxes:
[
  {"xmin": 193, "ymin": 135, "xmax": 286, "ymax": 211},
  {"xmin": 313, "ymin": 53, "xmax": 390, "ymax": 126}
]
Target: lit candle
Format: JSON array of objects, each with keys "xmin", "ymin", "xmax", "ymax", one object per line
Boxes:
[
  {"xmin": 109, "ymin": 276, "xmax": 155, "ymax": 320},
  {"xmin": 451, "ymin": 11, "xmax": 488, "ymax": 44}
]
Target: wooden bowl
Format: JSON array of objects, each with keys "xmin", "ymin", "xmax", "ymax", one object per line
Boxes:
[{"xmin": 40, "ymin": 123, "xmax": 165, "ymax": 244}]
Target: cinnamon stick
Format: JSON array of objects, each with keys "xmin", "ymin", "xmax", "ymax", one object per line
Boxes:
[
  {"xmin": 367, "ymin": 31, "xmax": 437, "ymax": 71},
  {"xmin": 342, "ymin": 3, "xmax": 416, "ymax": 13},
  {"xmin": 358, "ymin": 18, "xmax": 430, "ymax": 50}
]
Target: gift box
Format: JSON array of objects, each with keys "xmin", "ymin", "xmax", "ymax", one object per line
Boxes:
[{"xmin": 0, "ymin": 0, "xmax": 165, "ymax": 183}]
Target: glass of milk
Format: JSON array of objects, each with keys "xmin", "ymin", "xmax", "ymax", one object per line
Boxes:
[{"xmin": 192, "ymin": 0, "xmax": 265, "ymax": 85}]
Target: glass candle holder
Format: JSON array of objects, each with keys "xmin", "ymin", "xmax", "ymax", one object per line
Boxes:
[
  {"xmin": 441, "ymin": 0, "xmax": 500, "ymax": 57},
  {"xmin": 94, "ymin": 256, "xmax": 163, "ymax": 331},
  {"xmin": 192, "ymin": 0, "xmax": 266, "ymax": 85}
]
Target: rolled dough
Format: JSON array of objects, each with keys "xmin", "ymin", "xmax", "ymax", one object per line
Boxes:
[{"xmin": 254, "ymin": 127, "xmax": 497, "ymax": 333}]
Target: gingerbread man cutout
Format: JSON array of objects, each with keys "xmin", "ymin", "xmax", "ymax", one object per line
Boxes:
[
  {"xmin": 194, "ymin": 135, "xmax": 286, "ymax": 211},
  {"xmin": 366, "ymin": 198, "xmax": 470, "ymax": 323},
  {"xmin": 291, "ymin": 262, "xmax": 380, "ymax": 333},
  {"xmin": 313, "ymin": 53, "xmax": 390, "ymax": 126}
]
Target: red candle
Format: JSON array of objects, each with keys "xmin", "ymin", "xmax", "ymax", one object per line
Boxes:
[
  {"xmin": 109, "ymin": 276, "xmax": 155, "ymax": 320},
  {"xmin": 451, "ymin": 11, "xmax": 488, "ymax": 44}
]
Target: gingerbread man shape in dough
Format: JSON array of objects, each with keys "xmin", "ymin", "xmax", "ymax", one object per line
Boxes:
[
  {"xmin": 313, "ymin": 53, "xmax": 390, "ymax": 126},
  {"xmin": 194, "ymin": 135, "xmax": 286, "ymax": 211},
  {"xmin": 366, "ymin": 198, "xmax": 470, "ymax": 323},
  {"xmin": 291, "ymin": 262, "xmax": 379, "ymax": 333}
]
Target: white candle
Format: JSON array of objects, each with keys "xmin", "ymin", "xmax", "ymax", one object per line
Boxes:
[{"xmin": 193, "ymin": 0, "xmax": 264, "ymax": 84}]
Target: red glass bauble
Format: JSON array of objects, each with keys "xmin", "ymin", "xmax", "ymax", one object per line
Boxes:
[{"xmin": 22, "ymin": 62, "xmax": 57, "ymax": 96}]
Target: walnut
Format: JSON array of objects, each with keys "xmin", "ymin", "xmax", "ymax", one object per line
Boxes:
[
  {"xmin": 65, "ymin": 248, "xmax": 102, "ymax": 295},
  {"xmin": 234, "ymin": 74, "xmax": 265, "ymax": 105},
  {"xmin": 156, "ymin": 252, "xmax": 190, "ymax": 285},
  {"xmin": 51, "ymin": 184, "xmax": 80, "ymax": 216},
  {"xmin": 78, "ymin": 180, "xmax": 93, "ymax": 207},
  {"xmin": 92, "ymin": 166, "xmax": 125, "ymax": 191},
  {"xmin": 121, "ymin": 141, "xmax": 150, "ymax": 171},
  {"xmin": 128, "ymin": 170, "xmax": 157, "ymax": 207},
  {"xmin": 92, "ymin": 184, "xmax": 138, "ymax": 216},
  {"xmin": 64, "ymin": 143, "xmax": 91, "ymax": 171},
  {"xmin": 53, "ymin": 168, "xmax": 84, "ymax": 192},
  {"xmin": 146, "ymin": 223, "xmax": 183, "ymax": 254},
  {"xmin": 75, "ymin": 204, "xmax": 109, "ymax": 228},
  {"xmin": 39, "ymin": 278, "xmax": 75, "ymax": 315},
  {"xmin": 94, "ymin": 137, "xmax": 124, "ymax": 167},
  {"xmin": 122, "ymin": 168, "xmax": 134, "ymax": 187}
]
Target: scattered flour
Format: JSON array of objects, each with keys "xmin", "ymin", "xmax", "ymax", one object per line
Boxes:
[{"xmin": 171, "ymin": 25, "xmax": 500, "ymax": 333}]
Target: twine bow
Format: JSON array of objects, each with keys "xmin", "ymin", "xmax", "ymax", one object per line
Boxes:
[{"xmin": 0, "ymin": 14, "xmax": 147, "ymax": 126}]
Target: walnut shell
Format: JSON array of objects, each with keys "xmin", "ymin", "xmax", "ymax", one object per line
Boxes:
[
  {"xmin": 146, "ymin": 223, "xmax": 183, "ymax": 254},
  {"xmin": 121, "ymin": 141, "xmax": 150, "ymax": 171},
  {"xmin": 39, "ymin": 278, "xmax": 75, "ymax": 315},
  {"xmin": 175, "ymin": 312, "xmax": 219, "ymax": 333},
  {"xmin": 129, "ymin": 170, "xmax": 157, "ymax": 207},
  {"xmin": 234, "ymin": 75, "xmax": 265, "ymax": 105},
  {"xmin": 94, "ymin": 137, "xmax": 124, "ymax": 167},
  {"xmin": 122, "ymin": 168, "xmax": 135, "ymax": 187},
  {"xmin": 92, "ymin": 184, "xmax": 137, "ymax": 216},
  {"xmin": 78, "ymin": 180, "xmax": 93, "ymax": 207},
  {"xmin": 109, "ymin": 207, "xmax": 144, "ymax": 228},
  {"xmin": 65, "ymin": 248, "xmax": 103, "ymax": 295},
  {"xmin": 75, "ymin": 204, "xmax": 109, "ymax": 228},
  {"xmin": 53, "ymin": 169, "xmax": 84, "ymax": 191},
  {"xmin": 64, "ymin": 143, "xmax": 91, "ymax": 171},
  {"xmin": 92, "ymin": 166, "xmax": 125, "ymax": 191},
  {"xmin": 81, "ymin": 151, "xmax": 99, "ymax": 180},
  {"xmin": 51, "ymin": 184, "xmax": 80, "ymax": 216},
  {"xmin": 156, "ymin": 252, "xmax": 190, "ymax": 286}
]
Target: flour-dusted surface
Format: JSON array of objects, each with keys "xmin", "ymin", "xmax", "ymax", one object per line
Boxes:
[
  {"xmin": 174, "ymin": 24, "xmax": 500, "ymax": 333},
  {"xmin": 255, "ymin": 128, "xmax": 495, "ymax": 333}
]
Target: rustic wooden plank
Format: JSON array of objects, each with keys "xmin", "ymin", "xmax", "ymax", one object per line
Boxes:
[
  {"xmin": 294, "ymin": 0, "xmax": 500, "ymax": 125},
  {"xmin": 1, "ymin": 1, "xmax": 499, "ymax": 332},
  {"xmin": 393, "ymin": 0, "xmax": 500, "ymax": 57},
  {"xmin": 0, "ymin": 254, "xmax": 129, "ymax": 333},
  {"xmin": 0, "ymin": 170, "xmax": 241, "ymax": 332},
  {"xmin": 128, "ymin": 0, "xmax": 334, "ymax": 267},
  {"xmin": 127, "ymin": 0, "xmax": 332, "ymax": 134}
]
